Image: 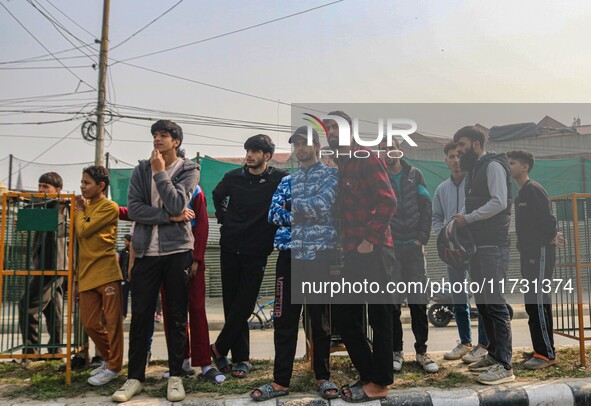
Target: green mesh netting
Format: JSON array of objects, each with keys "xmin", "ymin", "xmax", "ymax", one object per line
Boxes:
[{"xmin": 109, "ymin": 157, "xmax": 591, "ymax": 215}]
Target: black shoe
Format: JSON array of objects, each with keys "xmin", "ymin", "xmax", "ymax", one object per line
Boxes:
[
  {"xmin": 89, "ymin": 356, "xmax": 104, "ymax": 368},
  {"xmin": 58, "ymin": 355, "xmax": 87, "ymax": 372}
]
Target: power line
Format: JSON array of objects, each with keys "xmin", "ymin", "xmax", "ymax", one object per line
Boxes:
[
  {"xmin": 2, "ymin": 123, "xmax": 82, "ymax": 182},
  {"xmin": 2, "ymin": 132, "xmax": 589, "ymax": 162},
  {"xmin": 26, "ymin": 0, "xmax": 97, "ymax": 64},
  {"xmin": 118, "ymin": 61, "xmax": 294, "ymax": 107},
  {"xmin": 0, "ymin": 65, "xmax": 92, "ymax": 70},
  {"xmin": 0, "ymin": 54, "xmax": 92, "ymax": 66},
  {"xmin": 0, "ymin": 2, "xmax": 96, "ymax": 91},
  {"xmin": 110, "ymin": 0, "xmax": 184, "ymax": 51},
  {"xmin": 0, "ymin": 90, "xmax": 94, "ymax": 104},
  {"xmin": 8, "ymin": 156, "xmax": 94, "ymax": 166},
  {"xmin": 45, "ymin": 0, "xmax": 97, "ymax": 38},
  {"xmin": 0, "ymin": 133, "xmax": 290, "ymax": 150},
  {"xmin": 0, "ymin": 117, "xmax": 83, "ymax": 125},
  {"xmin": 0, "ymin": 106, "xmax": 293, "ymax": 133},
  {"xmin": 113, "ymin": 0, "xmax": 345, "ymax": 63},
  {"xmin": 110, "ymin": 103, "xmax": 293, "ymax": 131},
  {"xmin": 0, "ymin": 109, "xmax": 90, "ymax": 115},
  {"xmin": 115, "ymin": 119, "xmax": 242, "ymax": 144},
  {"xmin": 0, "ymin": 103, "xmax": 94, "ymax": 116},
  {"xmin": 107, "ymin": 154, "xmax": 135, "ymax": 167},
  {"xmin": 112, "ymin": 60, "xmax": 355, "ymax": 122},
  {"xmin": 3, "ymin": 103, "xmax": 589, "ymax": 154},
  {"xmin": 0, "ymin": 44, "xmax": 96, "ymax": 66}
]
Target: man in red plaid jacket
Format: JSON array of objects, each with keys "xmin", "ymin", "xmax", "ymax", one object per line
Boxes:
[{"xmin": 326, "ymin": 111, "xmax": 398, "ymax": 402}]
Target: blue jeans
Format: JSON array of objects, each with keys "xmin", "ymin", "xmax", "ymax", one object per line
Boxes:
[
  {"xmin": 447, "ymin": 265, "xmax": 489, "ymax": 347},
  {"xmin": 469, "ymin": 246, "xmax": 512, "ymax": 369}
]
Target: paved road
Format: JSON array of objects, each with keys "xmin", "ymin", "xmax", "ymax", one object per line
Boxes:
[{"xmin": 89, "ymin": 318, "xmax": 575, "ymax": 366}]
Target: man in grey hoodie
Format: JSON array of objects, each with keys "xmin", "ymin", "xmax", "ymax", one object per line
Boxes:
[
  {"xmin": 112, "ymin": 120, "xmax": 199, "ymax": 403},
  {"xmin": 432, "ymin": 142, "xmax": 488, "ymax": 364}
]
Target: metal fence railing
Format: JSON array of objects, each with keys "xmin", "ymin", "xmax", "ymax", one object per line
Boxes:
[
  {"xmin": 0, "ymin": 192, "xmax": 86, "ymax": 384},
  {"xmin": 551, "ymin": 193, "xmax": 591, "ymax": 366}
]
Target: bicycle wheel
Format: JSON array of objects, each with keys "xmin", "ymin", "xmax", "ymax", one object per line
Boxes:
[{"xmin": 248, "ymin": 312, "xmax": 263, "ymax": 330}]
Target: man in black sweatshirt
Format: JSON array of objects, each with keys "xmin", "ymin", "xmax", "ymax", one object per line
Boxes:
[
  {"xmin": 507, "ymin": 150, "xmax": 558, "ymax": 370},
  {"xmin": 211, "ymin": 134, "xmax": 288, "ymax": 378}
]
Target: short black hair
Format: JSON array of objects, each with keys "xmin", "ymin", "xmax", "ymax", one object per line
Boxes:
[
  {"xmin": 453, "ymin": 126, "xmax": 485, "ymax": 148},
  {"xmin": 38, "ymin": 172, "xmax": 63, "ymax": 189},
  {"xmin": 444, "ymin": 141, "xmax": 457, "ymax": 155},
  {"xmin": 83, "ymin": 165, "xmax": 109, "ymax": 191},
  {"xmin": 151, "ymin": 119, "xmax": 185, "ymax": 158},
  {"xmin": 326, "ymin": 110, "xmax": 352, "ymax": 128},
  {"xmin": 151, "ymin": 120, "xmax": 182, "ymax": 142},
  {"xmin": 244, "ymin": 134, "xmax": 275, "ymax": 158},
  {"xmin": 507, "ymin": 150, "xmax": 535, "ymax": 173}
]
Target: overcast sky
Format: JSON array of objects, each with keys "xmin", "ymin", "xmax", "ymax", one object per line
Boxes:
[{"xmin": 2, "ymin": 0, "xmax": 591, "ymax": 192}]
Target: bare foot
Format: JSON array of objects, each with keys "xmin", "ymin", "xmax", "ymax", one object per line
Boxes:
[
  {"xmin": 341, "ymin": 382, "xmax": 388, "ymax": 400},
  {"xmin": 362, "ymin": 383, "xmax": 388, "ymax": 398}
]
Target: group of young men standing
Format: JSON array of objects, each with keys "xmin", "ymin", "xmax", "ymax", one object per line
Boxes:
[
  {"xmin": 14, "ymin": 114, "xmax": 561, "ymax": 403},
  {"xmin": 245, "ymin": 116, "xmax": 561, "ymax": 401}
]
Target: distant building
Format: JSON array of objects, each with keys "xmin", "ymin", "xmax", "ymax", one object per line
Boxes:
[{"xmin": 408, "ymin": 116, "xmax": 591, "ymax": 161}]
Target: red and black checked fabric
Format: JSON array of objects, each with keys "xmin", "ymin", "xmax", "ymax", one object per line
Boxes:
[{"xmin": 336, "ymin": 148, "xmax": 397, "ymax": 253}]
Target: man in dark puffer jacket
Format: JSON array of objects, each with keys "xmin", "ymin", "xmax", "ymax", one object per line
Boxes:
[{"xmin": 380, "ymin": 139, "xmax": 437, "ymax": 374}]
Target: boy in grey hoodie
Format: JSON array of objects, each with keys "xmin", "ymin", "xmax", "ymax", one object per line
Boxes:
[
  {"xmin": 432, "ymin": 142, "xmax": 489, "ymax": 364},
  {"xmin": 112, "ymin": 120, "xmax": 199, "ymax": 403}
]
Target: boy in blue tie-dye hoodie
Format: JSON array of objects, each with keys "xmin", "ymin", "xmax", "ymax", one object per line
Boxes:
[{"xmin": 251, "ymin": 127, "xmax": 339, "ymax": 401}]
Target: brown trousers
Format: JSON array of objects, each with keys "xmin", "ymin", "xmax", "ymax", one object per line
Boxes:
[{"xmin": 79, "ymin": 280, "xmax": 124, "ymax": 372}]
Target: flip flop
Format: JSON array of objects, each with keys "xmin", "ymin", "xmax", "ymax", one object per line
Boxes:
[
  {"xmin": 231, "ymin": 361, "xmax": 251, "ymax": 379},
  {"xmin": 199, "ymin": 367, "xmax": 225, "ymax": 384},
  {"xmin": 250, "ymin": 383, "xmax": 289, "ymax": 401},
  {"xmin": 317, "ymin": 380, "xmax": 339, "ymax": 400},
  {"xmin": 340, "ymin": 382, "xmax": 387, "ymax": 403},
  {"xmin": 210, "ymin": 345, "xmax": 232, "ymax": 373}
]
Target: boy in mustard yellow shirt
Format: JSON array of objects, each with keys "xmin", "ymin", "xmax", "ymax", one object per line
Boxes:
[{"xmin": 74, "ymin": 165, "xmax": 123, "ymax": 386}]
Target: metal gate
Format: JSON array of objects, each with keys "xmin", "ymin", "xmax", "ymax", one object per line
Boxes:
[
  {"xmin": 0, "ymin": 192, "xmax": 86, "ymax": 384},
  {"xmin": 551, "ymin": 193, "xmax": 591, "ymax": 366}
]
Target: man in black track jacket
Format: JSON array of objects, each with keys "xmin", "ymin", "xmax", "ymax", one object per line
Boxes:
[
  {"xmin": 379, "ymin": 139, "xmax": 437, "ymax": 374},
  {"xmin": 508, "ymin": 150, "xmax": 559, "ymax": 370},
  {"xmin": 210, "ymin": 134, "xmax": 288, "ymax": 378}
]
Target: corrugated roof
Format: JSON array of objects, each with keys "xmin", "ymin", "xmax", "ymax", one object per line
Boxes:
[{"xmin": 537, "ymin": 115, "xmax": 567, "ymax": 129}]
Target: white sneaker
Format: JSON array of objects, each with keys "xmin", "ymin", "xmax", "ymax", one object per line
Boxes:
[
  {"xmin": 167, "ymin": 376, "xmax": 185, "ymax": 402},
  {"xmin": 87, "ymin": 369, "xmax": 120, "ymax": 386},
  {"xmin": 112, "ymin": 379, "xmax": 142, "ymax": 402},
  {"xmin": 416, "ymin": 353, "xmax": 439, "ymax": 373},
  {"xmin": 462, "ymin": 345, "xmax": 488, "ymax": 364},
  {"xmin": 89, "ymin": 361, "xmax": 107, "ymax": 376},
  {"xmin": 393, "ymin": 351, "xmax": 404, "ymax": 372},
  {"xmin": 444, "ymin": 341, "xmax": 472, "ymax": 360}
]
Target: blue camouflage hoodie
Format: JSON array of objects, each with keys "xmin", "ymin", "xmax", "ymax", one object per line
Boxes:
[{"xmin": 268, "ymin": 161, "xmax": 338, "ymax": 260}]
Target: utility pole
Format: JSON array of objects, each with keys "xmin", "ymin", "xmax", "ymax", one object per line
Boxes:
[
  {"xmin": 8, "ymin": 154, "xmax": 13, "ymax": 190},
  {"xmin": 104, "ymin": 152, "xmax": 110, "ymax": 198},
  {"xmin": 95, "ymin": 0, "xmax": 111, "ymax": 166}
]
